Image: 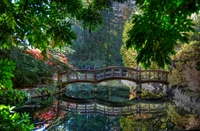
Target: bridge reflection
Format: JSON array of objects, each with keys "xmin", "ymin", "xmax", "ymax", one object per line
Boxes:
[{"xmin": 59, "ymin": 96, "xmax": 168, "ymax": 117}]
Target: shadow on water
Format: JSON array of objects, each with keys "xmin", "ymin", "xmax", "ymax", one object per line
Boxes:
[{"xmin": 17, "ymin": 80, "xmax": 200, "ymax": 131}]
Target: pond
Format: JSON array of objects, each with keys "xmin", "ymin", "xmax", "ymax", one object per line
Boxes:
[{"xmin": 17, "ymin": 81, "xmax": 200, "ymax": 131}]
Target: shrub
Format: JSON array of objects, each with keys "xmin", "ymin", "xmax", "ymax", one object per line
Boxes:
[{"xmin": 0, "ymin": 105, "xmax": 34, "ymax": 131}]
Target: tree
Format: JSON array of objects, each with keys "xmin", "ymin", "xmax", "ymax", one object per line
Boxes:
[
  {"xmin": 68, "ymin": 2, "xmax": 132, "ymax": 68},
  {"xmin": 125, "ymin": 0, "xmax": 200, "ymax": 68},
  {"xmin": 121, "ymin": 20, "xmax": 160, "ymax": 69}
]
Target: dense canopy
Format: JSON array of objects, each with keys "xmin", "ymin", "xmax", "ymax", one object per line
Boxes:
[
  {"xmin": 0, "ymin": 0, "xmax": 127, "ymax": 51},
  {"xmin": 126, "ymin": 0, "xmax": 200, "ymax": 68}
]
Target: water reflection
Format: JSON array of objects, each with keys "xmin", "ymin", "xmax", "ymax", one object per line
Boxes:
[
  {"xmin": 61, "ymin": 96, "xmax": 167, "ymax": 116},
  {"xmin": 22, "ymin": 81, "xmax": 200, "ymax": 130}
]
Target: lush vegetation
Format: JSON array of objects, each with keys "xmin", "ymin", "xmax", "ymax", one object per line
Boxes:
[
  {"xmin": 0, "ymin": 59, "xmax": 15, "ymax": 89},
  {"xmin": 1, "ymin": 0, "xmax": 200, "ymax": 130},
  {"xmin": 168, "ymin": 41, "xmax": 200, "ymax": 92},
  {"xmin": 0, "ymin": 105, "xmax": 34, "ymax": 131},
  {"xmin": 125, "ymin": 0, "xmax": 200, "ymax": 68}
]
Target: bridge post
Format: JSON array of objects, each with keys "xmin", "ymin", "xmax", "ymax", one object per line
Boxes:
[
  {"xmin": 136, "ymin": 66, "xmax": 142, "ymax": 99},
  {"xmin": 94, "ymin": 67, "xmax": 98, "ymax": 98},
  {"xmin": 137, "ymin": 66, "xmax": 141, "ymax": 81}
]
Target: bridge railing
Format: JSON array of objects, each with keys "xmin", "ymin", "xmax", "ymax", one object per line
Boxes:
[
  {"xmin": 60, "ymin": 101, "xmax": 166, "ymax": 116},
  {"xmin": 59, "ymin": 66, "xmax": 169, "ymax": 85},
  {"xmin": 140, "ymin": 70, "xmax": 168, "ymax": 82}
]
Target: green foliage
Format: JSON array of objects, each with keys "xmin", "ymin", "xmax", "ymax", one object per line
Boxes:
[
  {"xmin": 69, "ymin": 7, "xmax": 129, "ymax": 68},
  {"xmin": 0, "ymin": 105, "xmax": 34, "ymax": 131},
  {"xmin": 0, "ymin": 0, "xmax": 127, "ymax": 51},
  {"xmin": 121, "ymin": 21, "xmax": 139, "ymax": 68},
  {"xmin": 169, "ymin": 41, "xmax": 200, "ymax": 91},
  {"xmin": 121, "ymin": 21, "xmax": 164, "ymax": 69},
  {"xmin": 0, "ymin": 47, "xmax": 55, "ymax": 88},
  {"xmin": 168, "ymin": 69, "xmax": 186, "ymax": 87},
  {"xmin": 0, "ymin": 59, "xmax": 15, "ymax": 89},
  {"xmin": 141, "ymin": 90, "xmax": 166, "ymax": 99},
  {"xmin": 126, "ymin": 0, "xmax": 200, "ymax": 68},
  {"xmin": 0, "ymin": 89, "xmax": 29, "ymax": 106}
]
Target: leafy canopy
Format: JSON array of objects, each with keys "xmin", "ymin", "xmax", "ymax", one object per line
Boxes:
[
  {"xmin": 0, "ymin": 0, "xmax": 127, "ymax": 51},
  {"xmin": 126, "ymin": 0, "xmax": 200, "ymax": 68}
]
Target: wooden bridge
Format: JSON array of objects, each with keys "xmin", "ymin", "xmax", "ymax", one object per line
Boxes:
[{"xmin": 58, "ymin": 66, "xmax": 169, "ymax": 86}]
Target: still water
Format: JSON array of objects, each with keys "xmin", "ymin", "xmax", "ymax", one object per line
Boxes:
[{"xmin": 21, "ymin": 81, "xmax": 199, "ymax": 131}]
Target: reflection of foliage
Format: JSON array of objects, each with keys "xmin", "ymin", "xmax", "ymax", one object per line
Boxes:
[
  {"xmin": 66, "ymin": 83, "xmax": 94, "ymax": 99},
  {"xmin": 120, "ymin": 115, "xmax": 149, "ymax": 131},
  {"xmin": 120, "ymin": 112, "xmax": 170, "ymax": 131},
  {"xmin": 0, "ymin": 105, "xmax": 34, "ymax": 131},
  {"xmin": 141, "ymin": 90, "xmax": 166, "ymax": 99},
  {"xmin": 33, "ymin": 100, "xmax": 67, "ymax": 128},
  {"xmin": 62, "ymin": 114, "xmax": 120, "ymax": 131},
  {"xmin": 96, "ymin": 81, "xmax": 131, "ymax": 102},
  {"xmin": 167, "ymin": 104, "xmax": 190, "ymax": 129},
  {"xmin": 34, "ymin": 86, "xmax": 56, "ymax": 97},
  {"xmin": 96, "ymin": 85, "xmax": 130, "ymax": 102},
  {"xmin": 0, "ymin": 59, "xmax": 15, "ymax": 89},
  {"xmin": 46, "ymin": 111, "xmax": 75, "ymax": 131},
  {"xmin": 0, "ymin": 89, "xmax": 29, "ymax": 106},
  {"xmin": 31, "ymin": 96, "xmax": 54, "ymax": 106}
]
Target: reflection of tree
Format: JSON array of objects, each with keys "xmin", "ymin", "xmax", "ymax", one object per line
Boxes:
[
  {"xmin": 66, "ymin": 83, "xmax": 94, "ymax": 99},
  {"xmin": 167, "ymin": 103, "xmax": 200, "ymax": 130},
  {"xmin": 120, "ymin": 113, "xmax": 170, "ymax": 131},
  {"xmin": 120, "ymin": 103, "xmax": 174, "ymax": 131},
  {"xmin": 52, "ymin": 113, "xmax": 121, "ymax": 131},
  {"xmin": 96, "ymin": 81, "xmax": 131, "ymax": 102}
]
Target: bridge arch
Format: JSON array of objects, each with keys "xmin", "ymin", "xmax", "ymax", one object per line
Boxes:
[{"xmin": 58, "ymin": 66, "xmax": 169, "ymax": 87}]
